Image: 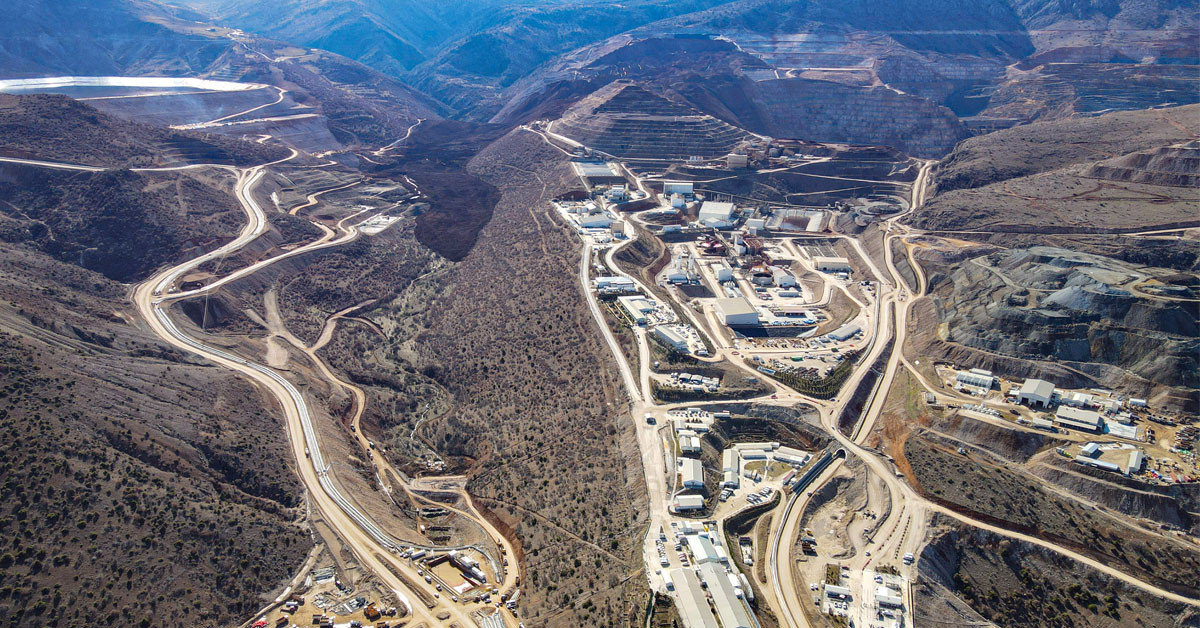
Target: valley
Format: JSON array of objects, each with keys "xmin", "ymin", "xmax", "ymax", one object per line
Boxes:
[{"xmin": 0, "ymin": 2, "xmax": 1196, "ymax": 628}]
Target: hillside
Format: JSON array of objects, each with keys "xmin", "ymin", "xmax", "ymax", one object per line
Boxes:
[
  {"xmin": 931, "ymin": 105, "xmax": 1200, "ymax": 193},
  {"xmin": 914, "ymin": 104, "xmax": 1200, "ymax": 233},
  {"xmin": 0, "ymin": 94, "xmax": 287, "ymax": 168}
]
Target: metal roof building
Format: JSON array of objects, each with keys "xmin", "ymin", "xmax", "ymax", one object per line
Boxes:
[
  {"xmin": 681, "ymin": 458, "xmax": 704, "ymax": 489},
  {"xmin": 673, "ymin": 494, "xmax": 704, "ymax": 511},
  {"xmin": 1018, "ymin": 378, "xmax": 1056, "ymax": 408},
  {"xmin": 687, "ymin": 534, "xmax": 720, "ymax": 565},
  {"xmin": 716, "ymin": 297, "xmax": 759, "ymax": 326},
  {"xmin": 1056, "ymin": 406, "xmax": 1103, "ymax": 432},
  {"xmin": 670, "ymin": 568, "xmax": 719, "ymax": 628},
  {"xmin": 699, "ymin": 563, "xmax": 754, "ymax": 628},
  {"xmin": 955, "ymin": 369, "xmax": 996, "ymax": 390}
]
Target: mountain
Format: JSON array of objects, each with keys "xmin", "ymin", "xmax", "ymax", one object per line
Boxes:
[{"xmin": 0, "ymin": 88, "xmax": 310, "ymax": 628}]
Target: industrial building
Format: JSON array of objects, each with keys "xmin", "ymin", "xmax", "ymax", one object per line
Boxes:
[
  {"xmin": 813, "ymin": 256, "xmax": 851, "ymax": 272},
  {"xmin": 653, "ymin": 325, "xmax": 690, "ymax": 353},
  {"xmin": 618, "ymin": 295, "xmax": 657, "ymax": 325},
  {"xmin": 668, "ymin": 254, "xmax": 699, "ymax": 284},
  {"xmin": 687, "ymin": 534, "xmax": 721, "ymax": 565},
  {"xmin": 722, "ymin": 470, "xmax": 740, "ymax": 489},
  {"xmin": 672, "ymin": 495, "xmax": 705, "ymax": 512},
  {"xmin": 594, "ymin": 276, "xmax": 635, "ymax": 294},
  {"xmin": 1018, "ymin": 378, "xmax": 1057, "ymax": 408},
  {"xmin": 1055, "ymin": 406, "xmax": 1103, "ymax": 432},
  {"xmin": 672, "ymin": 568, "xmax": 719, "ymax": 628},
  {"xmin": 714, "ymin": 260, "xmax": 733, "ymax": 282},
  {"xmin": 699, "ymin": 563, "xmax": 754, "ymax": 628},
  {"xmin": 698, "ymin": 201, "xmax": 735, "ymax": 228},
  {"xmin": 578, "ymin": 212, "xmax": 613, "ymax": 228},
  {"xmin": 679, "ymin": 430, "xmax": 702, "ymax": 454},
  {"xmin": 828, "ymin": 323, "xmax": 861, "ymax": 342},
  {"xmin": 1127, "ymin": 449, "xmax": 1145, "ymax": 475},
  {"xmin": 722, "ymin": 449, "xmax": 740, "ymax": 473},
  {"xmin": 716, "ymin": 298, "xmax": 759, "ymax": 326},
  {"xmin": 875, "ymin": 586, "xmax": 903, "ymax": 608},
  {"xmin": 573, "ymin": 160, "xmax": 626, "ymax": 186},
  {"xmin": 955, "ymin": 368, "xmax": 996, "ymax": 390},
  {"xmin": 771, "ymin": 266, "xmax": 797, "ymax": 288},
  {"xmin": 681, "ymin": 458, "xmax": 704, "ymax": 489},
  {"xmin": 663, "ymin": 181, "xmax": 695, "ymax": 197}
]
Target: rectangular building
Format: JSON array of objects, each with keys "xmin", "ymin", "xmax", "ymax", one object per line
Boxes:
[
  {"xmin": 663, "ymin": 181, "xmax": 694, "ymax": 197},
  {"xmin": 617, "ymin": 295, "xmax": 656, "ymax": 325},
  {"xmin": 1055, "ymin": 405, "xmax": 1103, "ymax": 432},
  {"xmin": 813, "ymin": 256, "xmax": 851, "ymax": 272},
  {"xmin": 1018, "ymin": 378, "xmax": 1056, "ymax": 408},
  {"xmin": 828, "ymin": 323, "xmax": 861, "ymax": 342},
  {"xmin": 653, "ymin": 325, "xmax": 690, "ymax": 353},
  {"xmin": 672, "ymin": 495, "xmax": 705, "ymax": 512},
  {"xmin": 593, "ymin": 276, "xmax": 634, "ymax": 292},
  {"xmin": 681, "ymin": 458, "xmax": 704, "ymax": 489},
  {"xmin": 699, "ymin": 563, "xmax": 754, "ymax": 628},
  {"xmin": 687, "ymin": 534, "xmax": 720, "ymax": 565},
  {"xmin": 955, "ymin": 369, "xmax": 996, "ymax": 390},
  {"xmin": 772, "ymin": 266, "xmax": 797, "ymax": 288},
  {"xmin": 716, "ymin": 298, "xmax": 759, "ymax": 326},
  {"xmin": 698, "ymin": 201, "xmax": 735, "ymax": 224},
  {"xmin": 722, "ymin": 448, "xmax": 740, "ymax": 473},
  {"xmin": 671, "ymin": 568, "xmax": 719, "ymax": 628}
]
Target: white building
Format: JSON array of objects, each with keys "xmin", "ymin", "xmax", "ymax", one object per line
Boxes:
[
  {"xmin": 699, "ymin": 563, "xmax": 754, "ymax": 628},
  {"xmin": 698, "ymin": 201, "xmax": 735, "ymax": 228},
  {"xmin": 716, "ymin": 297, "xmax": 759, "ymax": 326},
  {"xmin": 1018, "ymin": 378, "xmax": 1056, "ymax": 408},
  {"xmin": 828, "ymin": 323, "xmax": 860, "ymax": 342},
  {"xmin": 1055, "ymin": 405, "xmax": 1103, "ymax": 432},
  {"xmin": 663, "ymin": 181, "xmax": 694, "ymax": 197},
  {"xmin": 688, "ymin": 535, "xmax": 721, "ymax": 565},
  {"xmin": 670, "ymin": 193, "xmax": 686, "ymax": 209},
  {"xmin": 673, "ymin": 494, "xmax": 704, "ymax": 512},
  {"xmin": 618, "ymin": 295, "xmax": 656, "ymax": 325},
  {"xmin": 680, "ymin": 458, "xmax": 704, "ymax": 489},
  {"xmin": 771, "ymin": 266, "xmax": 797, "ymax": 288},
  {"xmin": 653, "ymin": 325, "xmax": 690, "ymax": 353},
  {"xmin": 1061, "ymin": 391, "xmax": 1095, "ymax": 408},
  {"xmin": 726, "ymin": 153, "xmax": 749, "ymax": 168},
  {"xmin": 813, "ymin": 256, "xmax": 851, "ymax": 272},
  {"xmin": 722, "ymin": 470, "xmax": 740, "ymax": 489},
  {"xmin": 578, "ymin": 213, "xmax": 613, "ymax": 228},
  {"xmin": 594, "ymin": 276, "xmax": 634, "ymax": 293},
  {"xmin": 955, "ymin": 368, "xmax": 996, "ymax": 390},
  {"xmin": 714, "ymin": 260, "xmax": 733, "ymax": 282},
  {"xmin": 679, "ymin": 431, "xmax": 702, "ymax": 454},
  {"xmin": 605, "ymin": 185, "xmax": 628, "ymax": 202},
  {"xmin": 722, "ymin": 448, "xmax": 740, "ymax": 473}
]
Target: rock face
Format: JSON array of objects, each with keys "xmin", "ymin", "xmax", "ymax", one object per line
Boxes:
[
  {"xmin": 552, "ymin": 81, "xmax": 753, "ymax": 160},
  {"xmin": 1085, "ymin": 140, "xmax": 1200, "ymax": 188},
  {"xmin": 677, "ymin": 75, "xmax": 969, "ymax": 158},
  {"xmin": 930, "ymin": 247, "xmax": 1199, "ymax": 395}
]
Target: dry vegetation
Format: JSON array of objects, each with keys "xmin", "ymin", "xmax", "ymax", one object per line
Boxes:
[
  {"xmin": 918, "ymin": 517, "xmax": 1200, "ymax": 628},
  {"xmin": 0, "ymin": 243, "xmax": 308, "ymax": 628},
  {"xmin": 905, "ymin": 434, "xmax": 1200, "ymax": 598}
]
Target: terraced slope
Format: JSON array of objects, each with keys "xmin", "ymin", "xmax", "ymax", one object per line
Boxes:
[{"xmin": 552, "ymin": 81, "xmax": 753, "ymax": 160}]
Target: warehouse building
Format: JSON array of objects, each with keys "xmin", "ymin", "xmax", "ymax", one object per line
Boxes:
[
  {"xmin": 699, "ymin": 563, "xmax": 754, "ymax": 628},
  {"xmin": 722, "ymin": 470, "xmax": 740, "ymax": 489},
  {"xmin": 672, "ymin": 495, "xmax": 705, "ymax": 512},
  {"xmin": 698, "ymin": 201, "xmax": 735, "ymax": 228},
  {"xmin": 813, "ymin": 256, "xmax": 851, "ymax": 272},
  {"xmin": 1055, "ymin": 405, "xmax": 1104, "ymax": 432},
  {"xmin": 875, "ymin": 586, "xmax": 903, "ymax": 609},
  {"xmin": 672, "ymin": 568, "xmax": 719, "ymax": 628},
  {"xmin": 1127, "ymin": 450, "xmax": 1145, "ymax": 475},
  {"xmin": 828, "ymin": 323, "xmax": 861, "ymax": 342},
  {"xmin": 955, "ymin": 368, "xmax": 996, "ymax": 390},
  {"xmin": 618, "ymin": 295, "xmax": 656, "ymax": 325},
  {"xmin": 716, "ymin": 298, "xmax": 759, "ymax": 326},
  {"xmin": 687, "ymin": 534, "xmax": 720, "ymax": 565},
  {"xmin": 772, "ymin": 266, "xmax": 797, "ymax": 288},
  {"xmin": 681, "ymin": 458, "xmax": 704, "ymax": 489},
  {"xmin": 714, "ymin": 259, "xmax": 733, "ymax": 282},
  {"xmin": 594, "ymin": 276, "xmax": 634, "ymax": 292},
  {"xmin": 679, "ymin": 430, "xmax": 702, "ymax": 454},
  {"xmin": 1018, "ymin": 378, "xmax": 1057, "ymax": 409},
  {"xmin": 653, "ymin": 325, "xmax": 691, "ymax": 353},
  {"xmin": 663, "ymin": 181, "xmax": 695, "ymax": 197},
  {"xmin": 722, "ymin": 448, "xmax": 740, "ymax": 473}
]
